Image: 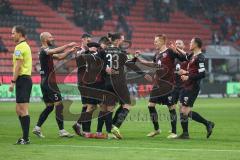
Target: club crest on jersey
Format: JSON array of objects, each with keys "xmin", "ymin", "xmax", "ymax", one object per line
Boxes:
[
  {"xmin": 184, "ymin": 97, "xmax": 189, "ymax": 102},
  {"xmin": 15, "ymin": 50, "xmax": 21, "ymax": 56},
  {"xmin": 168, "ymin": 96, "xmax": 172, "ymax": 101},
  {"xmin": 163, "ymin": 53, "xmax": 167, "ymax": 58}
]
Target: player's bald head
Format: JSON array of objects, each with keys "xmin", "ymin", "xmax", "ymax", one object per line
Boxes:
[
  {"xmin": 175, "ymin": 39, "xmax": 185, "ymax": 49},
  {"xmin": 40, "ymin": 32, "xmax": 52, "ymax": 42}
]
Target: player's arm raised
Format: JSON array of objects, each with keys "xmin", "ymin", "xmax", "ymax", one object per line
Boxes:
[
  {"xmin": 46, "ymin": 42, "xmax": 77, "ymax": 55},
  {"xmin": 133, "ymin": 51, "xmax": 157, "ymax": 68},
  {"xmin": 53, "ymin": 46, "xmax": 79, "ymax": 60}
]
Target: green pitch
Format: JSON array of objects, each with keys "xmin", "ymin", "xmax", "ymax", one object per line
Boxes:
[{"xmin": 0, "ymin": 98, "xmax": 240, "ymax": 160}]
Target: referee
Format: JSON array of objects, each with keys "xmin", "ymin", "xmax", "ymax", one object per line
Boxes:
[{"xmin": 9, "ymin": 25, "xmax": 32, "ymax": 145}]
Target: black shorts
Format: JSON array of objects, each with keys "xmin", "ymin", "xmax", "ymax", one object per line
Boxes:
[
  {"xmin": 83, "ymin": 82, "xmax": 105, "ymax": 105},
  {"xmin": 78, "ymin": 83, "xmax": 88, "ymax": 105},
  {"xmin": 149, "ymin": 84, "xmax": 174, "ymax": 106},
  {"xmin": 171, "ymin": 87, "xmax": 183, "ymax": 105},
  {"xmin": 103, "ymin": 78, "xmax": 130, "ymax": 106},
  {"xmin": 179, "ymin": 88, "xmax": 199, "ymax": 107},
  {"xmin": 16, "ymin": 75, "xmax": 32, "ymax": 103},
  {"xmin": 41, "ymin": 78, "xmax": 62, "ymax": 103}
]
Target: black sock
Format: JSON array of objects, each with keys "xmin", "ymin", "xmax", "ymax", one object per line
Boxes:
[
  {"xmin": 37, "ymin": 105, "xmax": 54, "ymax": 127},
  {"xmin": 105, "ymin": 111, "xmax": 113, "ymax": 133},
  {"xmin": 21, "ymin": 115, "xmax": 30, "ymax": 141},
  {"xmin": 180, "ymin": 113, "xmax": 188, "ymax": 134},
  {"xmin": 114, "ymin": 108, "xmax": 129, "ymax": 128},
  {"xmin": 77, "ymin": 106, "xmax": 87, "ymax": 124},
  {"xmin": 112, "ymin": 106, "xmax": 123, "ymax": 124},
  {"xmin": 55, "ymin": 103, "xmax": 64, "ymax": 130},
  {"xmin": 189, "ymin": 111, "xmax": 208, "ymax": 126},
  {"xmin": 148, "ymin": 107, "xmax": 159, "ymax": 131},
  {"xmin": 97, "ymin": 111, "xmax": 105, "ymax": 133},
  {"xmin": 18, "ymin": 116, "xmax": 23, "ymax": 131},
  {"xmin": 169, "ymin": 109, "xmax": 177, "ymax": 134},
  {"xmin": 82, "ymin": 112, "xmax": 92, "ymax": 132}
]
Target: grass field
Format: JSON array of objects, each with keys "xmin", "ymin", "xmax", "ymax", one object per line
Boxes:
[{"xmin": 0, "ymin": 98, "xmax": 240, "ymax": 160}]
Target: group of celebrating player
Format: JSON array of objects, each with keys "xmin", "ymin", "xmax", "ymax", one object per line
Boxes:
[{"xmin": 10, "ymin": 25, "xmax": 214, "ymax": 145}]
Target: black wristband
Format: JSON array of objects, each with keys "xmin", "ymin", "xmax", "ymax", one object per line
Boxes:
[{"xmin": 11, "ymin": 80, "xmax": 16, "ymax": 83}]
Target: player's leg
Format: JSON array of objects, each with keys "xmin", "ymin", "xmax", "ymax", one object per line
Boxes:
[
  {"xmin": 72, "ymin": 85, "xmax": 88, "ymax": 135},
  {"xmin": 112, "ymin": 104, "xmax": 123, "ymax": 125},
  {"xmin": 187, "ymin": 90, "xmax": 215, "ymax": 138},
  {"xmin": 111, "ymin": 103, "xmax": 130, "ymax": 139},
  {"xmin": 146, "ymin": 102, "xmax": 161, "ymax": 137},
  {"xmin": 167, "ymin": 104, "xmax": 178, "ymax": 139},
  {"xmin": 15, "ymin": 76, "xmax": 32, "ymax": 144},
  {"xmin": 167, "ymin": 89, "xmax": 179, "ymax": 139},
  {"xmin": 82, "ymin": 104, "xmax": 97, "ymax": 138},
  {"xmin": 33, "ymin": 102, "xmax": 54, "ymax": 138},
  {"xmin": 16, "ymin": 103, "xmax": 30, "ymax": 144},
  {"xmin": 55, "ymin": 101, "xmax": 74, "ymax": 138},
  {"xmin": 72, "ymin": 103, "xmax": 87, "ymax": 136},
  {"xmin": 95, "ymin": 104, "xmax": 107, "ymax": 139},
  {"xmin": 178, "ymin": 104, "xmax": 191, "ymax": 139},
  {"xmin": 146, "ymin": 85, "xmax": 162, "ymax": 137}
]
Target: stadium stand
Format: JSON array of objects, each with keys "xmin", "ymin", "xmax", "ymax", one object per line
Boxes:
[{"xmin": 0, "ymin": 0, "xmax": 216, "ymax": 74}]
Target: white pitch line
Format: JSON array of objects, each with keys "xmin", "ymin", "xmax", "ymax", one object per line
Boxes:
[{"xmin": 40, "ymin": 144, "xmax": 240, "ymax": 153}]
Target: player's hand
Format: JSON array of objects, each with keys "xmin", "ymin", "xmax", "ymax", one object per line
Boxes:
[
  {"xmin": 181, "ymin": 75, "xmax": 189, "ymax": 81},
  {"xmin": 134, "ymin": 50, "xmax": 141, "ymax": 57},
  {"xmin": 178, "ymin": 69, "xmax": 188, "ymax": 75},
  {"xmin": 144, "ymin": 74, "xmax": 152, "ymax": 82},
  {"xmin": 169, "ymin": 41, "xmax": 177, "ymax": 52},
  {"xmin": 70, "ymin": 46, "xmax": 80, "ymax": 53},
  {"xmin": 9, "ymin": 83, "xmax": 14, "ymax": 92},
  {"xmin": 176, "ymin": 47, "xmax": 186, "ymax": 55},
  {"xmin": 67, "ymin": 42, "xmax": 77, "ymax": 47},
  {"xmin": 106, "ymin": 67, "xmax": 112, "ymax": 74}
]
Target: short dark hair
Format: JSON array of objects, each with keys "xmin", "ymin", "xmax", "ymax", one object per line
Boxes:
[
  {"xmin": 193, "ymin": 37, "xmax": 202, "ymax": 48},
  {"xmin": 98, "ymin": 36, "xmax": 110, "ymax": 44},
  {"xmin": 81, "ymin": 33, "xmax": 92, "ymax": 38},
  {"xmin": 13, "ymin": 25, "xmax": 26, "ymax": 37},
  {"xmin": 108, "ymin": 32, "xmax": 121, "ymax": 42}
]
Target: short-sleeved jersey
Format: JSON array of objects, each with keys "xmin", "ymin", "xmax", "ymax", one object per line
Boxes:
[
  {"xmin": 81, "ymin": 51, "xmax": 104, "ymax": 84},
  {"xmin": 13, "ymin": 41, "xmax": 32, "ymax": 76},
  {"xmin": 102, "ymin": 46, "xmax": 128, "ymax": 80},
  {"xmin": 174, "ymin": 60, "xmax": 189, "ymax": 88},
  {"xmin": 39, "ymin": 47, "xmax": 56, "ymax": 82},
  {"xmin": 153, "ymin": 48, "xmax": 185, "ymax": 84},
  {"xmin": 184, "ymin": 53, "xmax": 206, "ymax": 90},
  {"xmin": 75, "ymin": 49, "xmax": 88, "ymax": 84}
]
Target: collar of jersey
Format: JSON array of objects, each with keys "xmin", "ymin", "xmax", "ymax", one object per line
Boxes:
[{"xmin": 17, "ymin": 40, "xmax": 26, "ymax": 45}]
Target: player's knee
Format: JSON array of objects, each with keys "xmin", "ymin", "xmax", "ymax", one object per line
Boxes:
[
  {"xmin": 107, "ymin": 106, "xmax": 114, "ymax": 112},
  {"xmin": 122, "ymin": 104, "xmax": 131, "ymax": 110},
  {"xmin": 168, "ymin": 105, "xmax": 176, "ymax": 110},
  {"xmin": 54, "ymin": 101, "xmax": 62, "ymax": 106},
  {"xmin": 180, "ymin": 106, "xmax": 190, "ymax": 115},
  {"xmin": 148, "ymin": 102, "xmax": 156, "ymax": 107}
]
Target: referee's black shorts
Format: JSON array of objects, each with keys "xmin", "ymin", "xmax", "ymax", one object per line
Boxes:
[{"xmin": 16, "ymin": 75, "xmax": 32, "ymax": 103}]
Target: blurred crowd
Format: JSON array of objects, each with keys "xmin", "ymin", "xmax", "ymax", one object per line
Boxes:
[
  {"xmin": 43, "ymin": 0, "xmax": 64, "ymax": 10},
  {"xmin": 145, "ymin": 0, "xmax": 173, "ymax": 22},
  {"xmin": 0, "ymin": 0, "xmax": 12, "ymax": 15},
  {"xmin": 178, "ymin": 0, "xmax": 240, "ymax": 44},
  {"xmin": 72, "ymin": 0, "xmax": 135, "ymax": 39}
]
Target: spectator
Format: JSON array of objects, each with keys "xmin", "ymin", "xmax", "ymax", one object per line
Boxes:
[
  {"xmin": 230, "ymin": 26, "xmax": 240, "ymax": 42},
  {"xmin": 0, "ymin": 0, "xmax": 12, "ymax": 15},
  {"xmin": 212, "ymin": 31, "xmax": 222, "ymax": 45},
  {"xmin": 0, "ymin": 37, "xmax": 8, "ymax": 53}
]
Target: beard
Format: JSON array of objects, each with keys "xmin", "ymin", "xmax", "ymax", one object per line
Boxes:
[{"xmin": 47, "ymin": 40, "xmax": 55, "ymax": 47}]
